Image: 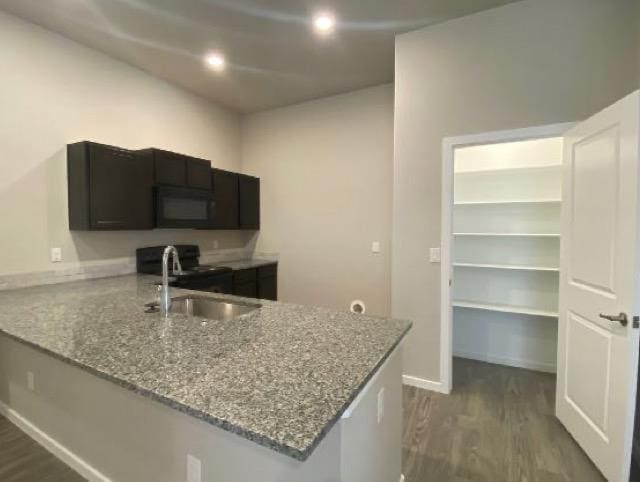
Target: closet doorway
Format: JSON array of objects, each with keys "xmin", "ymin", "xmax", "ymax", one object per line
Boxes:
[
  {"xmin": 440, "ymin": 122, "xmax": 574, "ymax": 392},
  {"xmin": 440, "ymin": 91, "xmax": 640, "ymax": 482}
]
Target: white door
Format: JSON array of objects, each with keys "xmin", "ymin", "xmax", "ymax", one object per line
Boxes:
[{"xmin": 557, "ymin": 90, "xmax": 640, "ymax": 482}]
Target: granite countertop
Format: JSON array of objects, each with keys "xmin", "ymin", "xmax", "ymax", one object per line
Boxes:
[{"xmin": 0, "ymin": 274, "xmax": 411, "ymax": 461}]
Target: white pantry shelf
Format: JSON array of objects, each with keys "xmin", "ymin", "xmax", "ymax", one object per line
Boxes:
[
  {"xmin": 453, "ymin": 232, "xmax": 560, "ymax": 238},
  {"xmin": 453, "ymin": 262, "xmax": 559, "ymax": 272},
  {"xmin": 452, "ymin": 300, "xmax": 558, "ymax": 318},
  {"xmin": 454, "ymin": 199, "xmax": 561, "ymax": 206},
  {"xmin": 454, "ymin": 164, "xmax": 562, "ymax": 176}
]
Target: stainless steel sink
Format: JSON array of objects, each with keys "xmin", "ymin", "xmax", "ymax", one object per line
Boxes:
[{"xmin": 167, "ymin": 295, "xmax": 261, "ymax": 321}]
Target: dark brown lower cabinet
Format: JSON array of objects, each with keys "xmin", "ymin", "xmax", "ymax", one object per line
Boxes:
[
  {"xmin": 258, "ymin": 276, "xmax": 277, "ymax": 301},
  {"xmin": 233, "ymin": 281, "xmax": 257, "ymax": 298},
  {"xmin": 257, "ymin": 264, "xmax": 278, "ymax": 301},
  {"xmin": 232, "ymin": 264, "xmax": 277, "ymax": 301},
  {"xmin": 233, "ymin": 268, "xmax": 257, "ymax": 298}
]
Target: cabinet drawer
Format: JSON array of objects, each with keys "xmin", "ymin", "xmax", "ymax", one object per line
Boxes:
[
  {"xmin": 258, "ymin": 263, "xmax": 277, "ymax": 278},
  {"xmin": 233, "ymin": 268, "xmax": 257, "ymax": 284}
]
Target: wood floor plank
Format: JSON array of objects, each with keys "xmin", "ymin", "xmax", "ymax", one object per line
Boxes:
[
  {"xmin": 402, "ymin": 358, "xmax": 605, "ymax": 482},
  {"xmin": 0, "ymin": 415, "xmax": 86, "ymax": 482}
]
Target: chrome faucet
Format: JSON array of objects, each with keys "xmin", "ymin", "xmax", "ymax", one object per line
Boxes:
[{"xmin": 160, "ymin": 245, "xmax": 183, "ymax": 316}]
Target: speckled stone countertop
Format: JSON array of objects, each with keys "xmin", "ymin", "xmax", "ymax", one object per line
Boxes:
[{"xmin": 0, "ymin": 275, "xmax": 410, "ymax": 461}]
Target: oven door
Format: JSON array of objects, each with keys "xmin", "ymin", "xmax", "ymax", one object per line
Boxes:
[{"xmin": 155, "ymin": 186, "xmax": 212, "ymax": 229}]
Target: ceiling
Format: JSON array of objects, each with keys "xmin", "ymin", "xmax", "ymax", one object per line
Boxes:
[{"xmin": 0, "ymin": 0, "xmax": 517, "ymax": 113}]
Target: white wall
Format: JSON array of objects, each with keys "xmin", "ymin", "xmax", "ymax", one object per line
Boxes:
[
  {"xmin": 394, "ymin": 0, "xmax": 640, "ymax": 383},
  {"xmin": 0, "ymin": 11, "xmax": 250, "ymax": 276},
  {"xmin": 241, "ymin": 85, "xmax": 393, "ymax": 316}
]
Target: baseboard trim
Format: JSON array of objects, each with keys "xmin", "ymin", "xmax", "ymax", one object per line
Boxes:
[
  {"xmin": 0, "ymin": 400, "xmax": 110, "ymax": 482},
  {"xmin": 453, "ymin": 350, "xmax": 557, "ymax": 373},
  {"xmin": 402, "ymin": 375, "xmax": 450, "ymax": 394}
]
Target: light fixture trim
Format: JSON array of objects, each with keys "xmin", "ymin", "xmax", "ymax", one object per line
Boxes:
[
  {"xmin": 312, "ymin": 11, "xmax": 336, "ymax": 34},
  {"xmin": 205, "ymin": 51, "xmax": 226, "ymax": 72}
]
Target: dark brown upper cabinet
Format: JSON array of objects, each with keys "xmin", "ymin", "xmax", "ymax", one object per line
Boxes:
[
  {"xmin": 187, "ymin": 159, "xmax": 213, "ymax": 190},
  {"xmin": 139, "ymin": 148, "xmax": 212, "ymax": 190},
  {"xmin": 68, "ymin": 142, "xmax": 154, "ymax": 230},
  {"xmin": 210, "ymin": 168, "xmax": 239, "ymax": 229},
  {"xmin": 239, "ymin": 174, "xmax": 260, "ymax": 230}
]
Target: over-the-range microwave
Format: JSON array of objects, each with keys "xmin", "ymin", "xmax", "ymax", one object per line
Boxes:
[{"xmin": 154, "ymin": 185, "xmax": 213, "ymax": 229}]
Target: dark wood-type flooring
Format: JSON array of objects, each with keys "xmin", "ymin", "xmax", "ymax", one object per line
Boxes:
[
  {"xmin": 0, "ymin": 357, "xmax": 605, "ymax": 482},
  {"xmin": 0, "ymin": 415, "xmax": 85, "ymax": 482},
  {"xmin": 403, "ymin": 357, "xmax": 605, "ymax": 482}
]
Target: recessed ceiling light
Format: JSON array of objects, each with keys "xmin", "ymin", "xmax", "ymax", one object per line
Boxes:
[
  {"xmin": 205, "ymin": 51, "xmax": 226, "ymax": 72},
  {"xmin": 312, "ymin": 11, "xmax": 336, "ymax": 35}
]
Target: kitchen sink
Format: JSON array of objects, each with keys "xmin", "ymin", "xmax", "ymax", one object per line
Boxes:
[{"xmin": 166, "ymin": 295, "xmax": 261, "ymax": 321}]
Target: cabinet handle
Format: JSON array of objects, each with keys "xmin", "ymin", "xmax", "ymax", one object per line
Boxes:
[{"xmin": 96, "ymin": 220, "xmax": 124, "ymax": 225}]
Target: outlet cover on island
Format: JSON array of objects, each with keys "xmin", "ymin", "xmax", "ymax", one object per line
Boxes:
[
  {"xmin": 377, "ymin": 387, "xmax": 385, "ymax": 424},
  {"xmin": 187, "ymin": 454, "xmax": 201, "ymax": 482},
  {"xmin": 212, "ymin": 240, "xmax": 219, "ymax": 250},
  {"xmin": 50, "ymin": 247, "xmax": 62, "ymax": 263},
  {"xmin": 371, "ymin": 241, "xmax": 381, "ymax": 254},
  {"xmin": 429, "ymin": 247, "xmax": 441, "ymax": 263},
  {"xmin": 27, "ymin": 371, "xmax": 35, "ymax": 391}
]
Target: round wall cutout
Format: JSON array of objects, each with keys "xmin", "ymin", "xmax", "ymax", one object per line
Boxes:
[{"xmin": 350, "ymin": 299, "xmax": 366, "ymax": 314}]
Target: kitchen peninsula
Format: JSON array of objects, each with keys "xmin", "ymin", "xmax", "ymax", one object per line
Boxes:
[{"xmin": 0, "ymin": 274, "xmax": 410, "ymax": 482}]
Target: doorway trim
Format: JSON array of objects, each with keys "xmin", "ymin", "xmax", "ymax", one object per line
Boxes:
[{"xmin": 440, "ymin": 122, "xmax": 576, "ymax": 394}]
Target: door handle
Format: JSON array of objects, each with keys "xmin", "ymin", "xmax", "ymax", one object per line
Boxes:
[{"xmin": 599, "ymin": 312, "xmax": 628, "ymax": 327}]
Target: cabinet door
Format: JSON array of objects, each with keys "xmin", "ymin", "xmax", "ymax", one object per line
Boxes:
[
  {"xmin": 154, "ymin": 150, "xmax": 187, "ymax": 187},
  {"xmin": 89, "ymin": 145, "xmax": 154, "ymax": 229},
  {"xmin": 239, "ymin": 174, "xmax": 260, "ymax": 229},
  {"xmin": 186, "ymin": 158, "xmax": 212, "ymax": 190},
  {"xmin": 258, "ymin": 276, "xmax": 277, "ymax": 301},
  {"xmin": 211, "ymin": 168, "xmax": 239, "ymax": 229},
  {"xmin": 233, "ymin": 268, "xmax": 257, "ymax": 298},
  {"xmin": 234, "ymin": 281, "xmax": 257, "ymax": 298}
]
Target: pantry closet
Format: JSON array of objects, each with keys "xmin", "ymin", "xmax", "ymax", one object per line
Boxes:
[{"xmin": 451, "ymin": 137, "xmax": 563, "ymax": 373}]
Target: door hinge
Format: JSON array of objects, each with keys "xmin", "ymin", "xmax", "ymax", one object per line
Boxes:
[{"xmin": 633, "ymin": 316, "xmax": 639, "ymax": 329}]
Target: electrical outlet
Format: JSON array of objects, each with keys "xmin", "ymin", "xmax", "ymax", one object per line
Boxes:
[
  {"xmin": 27, "ymin": 371, "xmax": 35, "ymax": 391},
  {"xmin": 187, "ymin": 454, "xmax": 201, "ymax": 482},
  {"xmin": 371, "ymin": 241, "xmax": 381, "ymax": 254},
  {"xmin": 50, "ymin": 247, "xmax": 62, "ymax": 263},
  {"xmin": 429, "ymin": 247, "xmax": 441, "ymax": 263},
  {"xmin": 377, "ymin": 387, "xmax": 385, "ymax": 424},
  {"xmin": 212, "ymin": 240, "xmax": 219, "ymax": 250}
]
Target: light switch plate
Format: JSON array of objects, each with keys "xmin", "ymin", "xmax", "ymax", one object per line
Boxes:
[
  {"xmin": 50, "ymin": 247, "xmax": 62, "ymax": 263},
  {"xmin": 429, "ymin": 247, "xmax": 441, "ymax": 263},
  {"xmin": 371, "ymin": 241, "xmax": 381, "ymax": 254}
]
